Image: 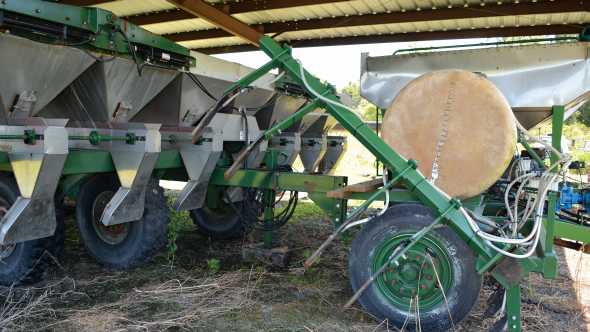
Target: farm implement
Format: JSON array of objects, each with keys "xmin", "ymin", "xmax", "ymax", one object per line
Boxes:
[{"xmin": 1, "ymin": 1, "xmax": 590, "ymax": 331}]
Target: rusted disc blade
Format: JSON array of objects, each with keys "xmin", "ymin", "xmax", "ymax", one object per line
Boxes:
[{"xmin": 382, "ymin": 70, "xmax": 516, "ymax": 198}]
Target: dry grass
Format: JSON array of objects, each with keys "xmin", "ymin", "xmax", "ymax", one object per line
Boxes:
[
  {"xmin": 0, "ymin": 269, "xmax": 262, "ymax": 332},
  {"xmin": 0, "ymin": 202, "xmax": 588, "ymax": 332}
]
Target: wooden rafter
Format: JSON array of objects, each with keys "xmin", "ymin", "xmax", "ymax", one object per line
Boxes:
[{"xmin": 167, "ymin": 0, "xmax": 263, "ymax": 45}]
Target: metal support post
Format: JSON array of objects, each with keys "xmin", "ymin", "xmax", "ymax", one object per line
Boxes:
[
  {"xmin": 263, "ymin": 150, "xmax": 279, "ymax": 249},
  {"xmin": 255, "ymin": 36, "xmax": 494, "ymax": 260},
  {"xmin": 506, "ymin": 285, "xmax": 522, "ymax": 332}
]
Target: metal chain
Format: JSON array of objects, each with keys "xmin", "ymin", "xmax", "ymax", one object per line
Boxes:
[{"xmin": 430, "ymin": 80, "xmax": 457, "ymax": 183}]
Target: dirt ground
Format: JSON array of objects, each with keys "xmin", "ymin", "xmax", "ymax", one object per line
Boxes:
[{"xmin": 1, "ymin": 197, "xmax": 589, "ymax": 332}]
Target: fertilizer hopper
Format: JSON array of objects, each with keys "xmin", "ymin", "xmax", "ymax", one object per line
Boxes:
[
  {"xmin": 0, "ymin": 34, "xmax": 95, "ymax": 121},
  {"xmin": 360, "ymin": 41, "xmax": 590, "ymax": 198},
  {"xmin": 361, "ymin": 41, "xmax": 590, "ymax": 130}
]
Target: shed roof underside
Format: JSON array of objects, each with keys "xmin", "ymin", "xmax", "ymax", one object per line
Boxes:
[{"xmin": 58, "ymin": 0, "xmax": 590, "ymax": 53}]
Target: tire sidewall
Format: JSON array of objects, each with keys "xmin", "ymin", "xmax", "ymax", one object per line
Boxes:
[
  {"xmin": 0, "ymin": 175, "xmax": 46, "ymax": 285},
  {"xmin": 76, "ymin": 174, "xmax": 167, "ymax": 269},
  {"xmin": 348, "ymin": 205, "xmax": 481, "ymax": 331},
  {"xmin": 190, "ymin": 203, "xmax": 246, "ymax": 239}
]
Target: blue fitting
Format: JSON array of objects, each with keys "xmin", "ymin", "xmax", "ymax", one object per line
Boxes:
[{"xmin": 558, "ymin": 184, "xmax": 590, "ymax": 212}]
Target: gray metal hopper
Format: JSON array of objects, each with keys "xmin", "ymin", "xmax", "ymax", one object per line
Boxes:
[
  {"xmin": 0, "ymin": 34, "xmax": 95, "ymax": 121},
  {"xmin": 360, "ymin": 42, "xmax": 590, "ymax": 129},
  {"xmin": 39, "ymin": 58, "xmax": 179, "ymax": 127}
]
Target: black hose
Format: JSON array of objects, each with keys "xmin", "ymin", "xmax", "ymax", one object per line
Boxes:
[{"xmin": 187, "ymin": 72, "xmax": 219, "ymax": 101}]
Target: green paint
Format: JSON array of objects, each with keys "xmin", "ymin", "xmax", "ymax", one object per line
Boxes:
[
  {"xmin": 255, "ymin": 36, "xmax": 494, "ymax": 260},
  {"xmin": 520, "ymin": 137, "xmax": 546, "ymax": 169},
  {"xmin": 373, "ymin": 231, "xmax": 453, "ymax": 310},
  {"xmin": 506, "ymin": 285, "xmax": 522, "ymax": 332},
  {"xmin": 1, "ymin": 0, "xmax": 194, "ymax": 67}
]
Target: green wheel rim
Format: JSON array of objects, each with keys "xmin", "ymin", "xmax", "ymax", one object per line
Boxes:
[{"xmin": 372, "ymin": 232, "xmax": 454, "ymax": 311}]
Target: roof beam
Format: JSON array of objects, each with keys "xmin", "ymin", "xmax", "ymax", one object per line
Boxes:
[
  {"xmin": 58, "ymin": 0, "xmax": 109, "ymax": 5},
  {"xmin": 126, "ymin": 0, "xmax": 349, "ymax": 26},
  {"xmin": 165, "ymin": 0, "xmax": 589, "ymax": 42},
  {"xmin": 195, "ymin": 25, "xmax": 582, "ymax": 54},
  {"xmin": 167, "ymin": 0, "xmax": 263, "ymax": 45}
]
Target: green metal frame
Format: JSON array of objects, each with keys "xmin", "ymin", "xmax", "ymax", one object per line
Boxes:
[
  {"xmin": 0, "ymin": 3, "xmax": 585, "ymax": 329},
  {"xmin": 244, "ymin": 36, "xmax": 496, "ymax": 260},
  {"xmin": 0, "ymin": 0, "xmax": 194, "ymax": 67}
]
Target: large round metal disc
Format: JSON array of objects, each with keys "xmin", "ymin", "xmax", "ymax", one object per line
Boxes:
[{"xmin": 382, "ymin": 70, "xmax": 516, "ymax": 198}]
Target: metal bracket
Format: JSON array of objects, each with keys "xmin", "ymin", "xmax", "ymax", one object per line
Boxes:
[
  {"xmin": 10, "ymin": 91, "xmax": 37, "ymax": 120},
  {"xmin": 101, "ymin": 124, "xmax": 161, "ymax": 226},
  {"xmin": 269, "ymin": 133, "xmax": 301, "ymax": 167},
  {"xmin": 112, "ymin": 102, "xmax": 132, "ymax": 123},
  {"xmin": 0, "ymin": 125, "xmax": 68, "ymax": 244},
  {"xmin": 319, "ymin": 135, "xmax": 347, "ymax": 174},
  {"xmin": 174, "ymin": 129, "xmax": 223, "ymax": 211}
]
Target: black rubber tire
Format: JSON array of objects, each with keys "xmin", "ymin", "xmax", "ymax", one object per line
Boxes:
[
  {"xmin": 0, "ymin": 173, "xmax": 64, "ymax": 286},
  {"xmin": 348, "ymin": 204, "xmax": 481, "ymax": 332},
  {"xmin": 190, "ymin": 203, "xmax": 249, "ymax": 240},
  {"xmin": 75, "ymin": 174, "xmax": 169, "ymax": 270}
]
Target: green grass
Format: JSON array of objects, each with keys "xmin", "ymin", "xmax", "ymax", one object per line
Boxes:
[{"xmin": 289, "ymin": 202, "xmax": 326, "ymax": 221}]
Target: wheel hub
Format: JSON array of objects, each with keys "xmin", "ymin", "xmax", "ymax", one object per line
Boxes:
[
  {"xmin": 373, "ymin": 233, "xmax": 453, "ymax": 310},
  {"xmin": 91, "ymin": 191, "xmax": 130, "ymax": 245}
]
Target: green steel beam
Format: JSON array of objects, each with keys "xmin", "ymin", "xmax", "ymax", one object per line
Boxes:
[
  {"xmin": 520, "ymin": 137, "xmax": 546, "ymax": 169},
  {"xmin": 554, "ymin": 220, "xmax": 590, "ymax": 243},
  {"xmin": 0, "ymin": 0, "xmax": 194, "ymax": 67},
  {"xmin": 209, "ymin": 168, "xmax": 347, "ymax": 193},
  {"xmin": 254, "ymin": 36, "xmax": 495, "ymax": 260}
]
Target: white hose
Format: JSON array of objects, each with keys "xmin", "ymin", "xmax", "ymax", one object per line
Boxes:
[
  {"xmin": 296, "ymin": 58, "xmax": 388, "ymax": 217},
  {"xmin": 380, "ymin": 170, "xmax": 390, "ymax": 216},
  {"xmin": 294, "ymin": 57, "xmax": 565, "ymax": 258}
]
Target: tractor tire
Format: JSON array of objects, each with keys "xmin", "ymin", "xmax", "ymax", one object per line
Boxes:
[
  {"xmin": 0, "ymin": 173, "xmax": 65, "ymax": 286},
  {"xmin": 190, "ymin": 203, "xmax": 250, "ymax": 240},
  {"xmin": 348, "ymin": 204, "xmax": 481, "ymax": 332},
  {"xmin": 75, "ymin": 174, "xmax": 169, "ymax": 270}
]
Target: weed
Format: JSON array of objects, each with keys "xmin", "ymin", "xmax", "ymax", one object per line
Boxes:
[
  {"xmin": 207, "ymin": 258, "xmax": 221, "ymax": 274},
  {"xmin": 290, "ymin": 202, "xmax": 326, "ymax": 221},
  {"xmin": 166, "ymin": 195, "xmax": 192, "ymax": 266}
]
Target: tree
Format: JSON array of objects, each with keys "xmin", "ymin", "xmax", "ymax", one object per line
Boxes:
[{"xmin": 339, "ymin": 81, "xmax": 380, "ymax": 121}]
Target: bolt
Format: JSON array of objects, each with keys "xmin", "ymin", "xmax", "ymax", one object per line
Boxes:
[
  {"xmin": 512, "ymin": 325, "xmax": 517, "ymax": 329},
  {"xmin": 336, "ymin": 204, "xmax": 340, "ymax": 208},
  {"xmin": 512, "ymin": 316, "xmax": 517, "ymax": 321},
  {"xmin": 335, "ymin": 218, "xmax": 339, "ymax": 222}
]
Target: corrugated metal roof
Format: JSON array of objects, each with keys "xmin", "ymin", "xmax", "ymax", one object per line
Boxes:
[
  {"xmin": 91, "ymin": 0, "xmax": 590, "ymax": 52},
  {"xmin": 276, "ymin": 12, "xmax": 590, "ymax": 41}
]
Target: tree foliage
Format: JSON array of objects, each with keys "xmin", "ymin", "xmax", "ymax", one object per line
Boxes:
[{"xmin": 340, "ymin": 81, "xmax": 380, "ymax": 121}]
